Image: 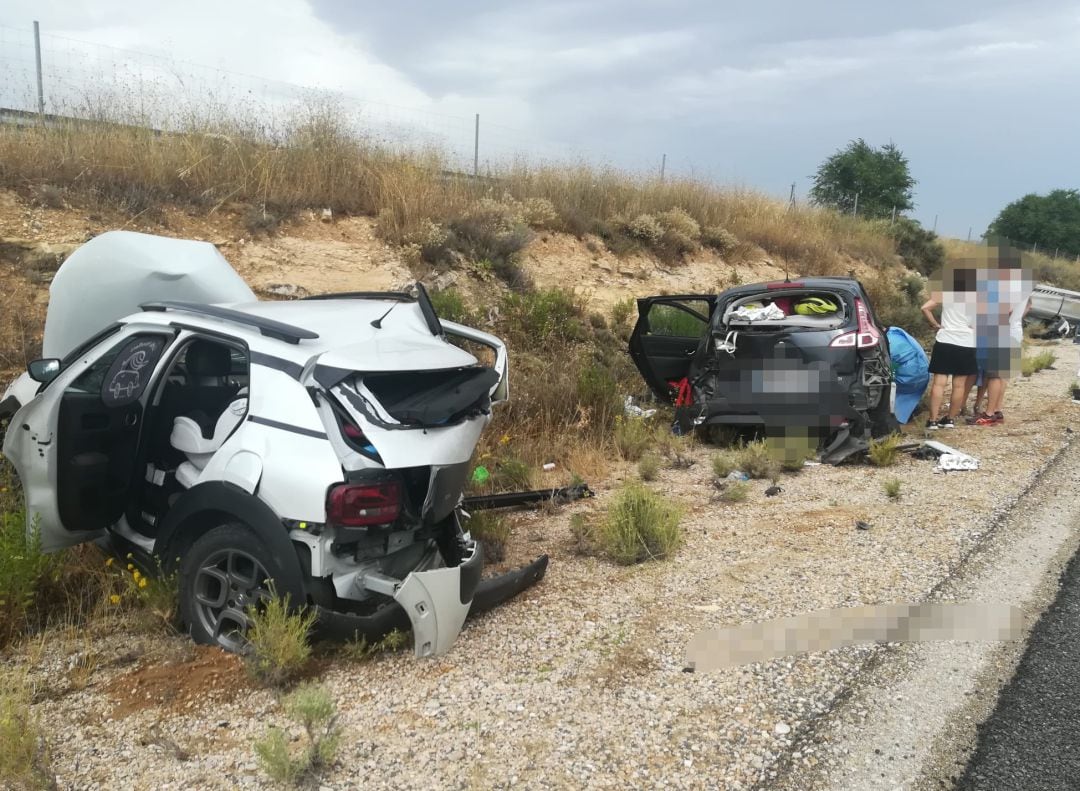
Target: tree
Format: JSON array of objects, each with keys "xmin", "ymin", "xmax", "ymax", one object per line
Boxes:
[
  {"xmin": 810, "ymin": 139, "xmax": 916, "ymax": 219},
  {"xmin": 986, "ymin": 189, "xmax": 1080, "ymax": 257}
]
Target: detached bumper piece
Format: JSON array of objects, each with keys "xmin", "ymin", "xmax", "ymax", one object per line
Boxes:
[
  {"xmin": 462, "ymin": 483, "xmax": 594, "ymax": 511},
  {"xmin": 313, "ymin": 550, "xmax": 550, "ymax": 655}
]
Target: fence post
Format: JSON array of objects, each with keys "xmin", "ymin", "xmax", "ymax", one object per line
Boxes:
[
  {"xmin": 890, "ymin": 205, "xmax": 896, "ymax": 224},
  {"xmin": 33, "ymin": 21, "xmax": 45, "ymax": 116},
  {"xmin": 932, "ymin": 214, "xmax": 938, "ymax": 233},
  {"xmin": 852, "ymin": 192, "xmax": 859, "ymax": 217},
  {"xmin": 1033, "ymin": 241, "xmax": 1038, "ymax": 254},
  {"xmin": 473, "ymin": 113, "xmax": 479, "ymax": 177},
  {"xmin": 788, "ymin": 182, "xmax": 796, "ymax": 210},
  {"xmin": 659, "ymin": 153, "xmax": 666, "ymax": 182}
]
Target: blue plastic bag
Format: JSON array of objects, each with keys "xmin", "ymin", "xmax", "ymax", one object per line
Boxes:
[{"xmin": 886, "ymin": 326, "xmax": 929, "ymax": 424}]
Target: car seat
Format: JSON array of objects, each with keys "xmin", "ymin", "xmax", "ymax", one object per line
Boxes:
[{"xmin": 170, "ymin": 391, "xmax": 248, "ymax": 488}]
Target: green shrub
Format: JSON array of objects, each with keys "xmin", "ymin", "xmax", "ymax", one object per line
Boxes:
[
  {"xmin": 702, "ymin": 226, "xmax": 739, "ymax": 255},
  {"xmin": 428, "ymin": 288, "xmax": 472, "ymax": 325},
  {"xmin": 501, "ymin": 288, "xmax": 583, "ymax": 346},
  {"xmin": 245, "ymin": 589, "xmax": 317, "ymax": 688},
  {"xmin": 610, "ymin": 297, "xmax": 636, "ymax": 329},
  {"xmin": 626, "ymin": 213, "xmax": 663, "ymax": 244},
  {"xmin": 614, "ymin": 417, "xmax": 653, "ymax": 461},
  {"xmin": 1022, "ymin": 350, "xmax": 1056, "ymax": 376},
  {"xmin": 466, "ymin": 511, "xmax": 510, "ymax": 563},
  {"xmin": 0, "ymin": 509, "xmax": 57, "ymax": 646},
  {"xmin": 646, "ymin": 303, "xmax": 708, "ymax": 337},
  {"xmin": 886, "ymin": 217, "xmax": 945, "ymax": 276},
  {"xmin": 883, "ymin": 477, "xmax": 902, "ymax": 499},
  {"xmin": 712, "ymin": 452, "xmax": 739, "ymax": 478},
  {"xmin": 868, "ymin": 434, "xmax": 902, "ymax": 467},
  {"xmin": 599, "ymin": 484, "xmax": 682, "ymax": 564},
  {"xmin": 255, "ymin": 683, "xmax": 341, "ymax": 785},
  {"xmin": 638, "ymin": 453, "xmax": 661, "ymax": 481},
  {"xmin": 489, "ymin": 457, "xmax": 534, "ymax": 491},
  {"xmin": 0, "ymin": 670, "xmax": 55, "ymax": 790},
  {"xmin": 576, "ymin": 363, "xmax": 621, "ymax": 432},
  {"xmin": 441, "ymin": 198, "xmax": 534, "ymax": 288},
  {"xmin": 737, "ymin": 440, "xmax": 779, "ymax": 480},
  {"xmin": 719, "ymin": 482, "xmax": 749, "ymax": 502}
]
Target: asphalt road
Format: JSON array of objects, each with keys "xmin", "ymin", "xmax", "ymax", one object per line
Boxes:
[{"xmin": 954, "ymin": 545, "xmax": 1080, "ymax": 790}]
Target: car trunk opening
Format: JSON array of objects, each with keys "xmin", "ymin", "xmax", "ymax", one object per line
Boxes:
[
  {"xmin": 361, "ymin": 367, "xmax": 499, "ymax": 426},
  {"xmin": 719, "ymin": 289, "xmax": 850, "ymax": 332}
]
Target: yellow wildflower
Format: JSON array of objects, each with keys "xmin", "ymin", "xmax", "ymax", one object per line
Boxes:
[
  {"xmin": 132, "ymin": 570, "xmax": 141, "ymax": 582},
  {"xmin": 105, "ymin": 557, "xmax": 114, "ymax": 567},
  {"xmin": 138, "ymin": 578, "xmax": 148, "ymax": 589},
  {"xmin": 126, "ymin": 553, "xmax": 133, "ymax": 559},
  {"xmin": 499, "ymin": 434, "xmax": 511, "ymax": 445},
  {"xmin": 126, "ymin": 563, "xmax": 134, "ymax": 571},
  {"xmin": 109, "ymin": 594, "xmax": 121, "ymax": 605}
]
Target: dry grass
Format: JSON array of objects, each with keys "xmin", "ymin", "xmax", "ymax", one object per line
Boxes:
[{"xmin": 0, "ymin": 102, "xmax": 897, "ymax": 276}]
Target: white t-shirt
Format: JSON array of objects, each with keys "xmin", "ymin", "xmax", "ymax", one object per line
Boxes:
[
  {"xmin": 1006, "ymin": 277, "xmax": 1033, "ymax": 344},
  {"xmin": 935, "ymin": 293, "xmax": 976, "ymax": 348}
]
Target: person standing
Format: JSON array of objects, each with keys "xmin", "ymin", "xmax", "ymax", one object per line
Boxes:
[
  {"xmin": 975, "ymin": 253, "xmax": 1032, "ymax": 425},
  {"xmin": 921, "ymin": 265, "xmax": 978, "ymax": 429}
]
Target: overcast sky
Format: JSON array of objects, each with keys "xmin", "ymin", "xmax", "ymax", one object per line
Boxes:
[{"xmin": 3, "ymin": 1, "xmax": 1078, "ymax": 238}]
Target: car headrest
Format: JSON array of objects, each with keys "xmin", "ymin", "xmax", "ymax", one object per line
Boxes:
[{"xmin": 186, "ymin": 340, "xmax": 232, "ymax": 378}]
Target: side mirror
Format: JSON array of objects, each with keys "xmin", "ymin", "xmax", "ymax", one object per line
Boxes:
[{"xmin": 27, "ymin": 358, "xmax": 61, "ymax": 384}]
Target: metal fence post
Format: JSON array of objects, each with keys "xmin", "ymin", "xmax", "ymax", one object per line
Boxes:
[
  {"xmin": 967, "ymin": 227, "xmax": 972, "ymax": 242},
  {"xmin": 852, "ymin": 192, "xmax": 859, "ymax": 216},
  {"xmin": 788, "ymin": 182, "xmax": 796, "ymax": 210},
  {"xmin": 473, "ymin": 113, "xmax": 479, "ymax": 177},
  {"xmin": 890, "ymin": 205, "xmax": 896, "ymax": 224},
  {"xmin": 660, "ymin": 153, "xmax": 666, "ymax": 181},
  {"xmin": 33, "ymin": 20, "xmax": 45, "ymax": 116},
  {"xmin": 932, "ymin": 214, "xmax": 938, "ymax": 233}
]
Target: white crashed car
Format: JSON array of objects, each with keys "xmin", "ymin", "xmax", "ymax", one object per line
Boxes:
[{"xmin": 0, "ymin": 231, "xmax": 547, "ymax": 657}]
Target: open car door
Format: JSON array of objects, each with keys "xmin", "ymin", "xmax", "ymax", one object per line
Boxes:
[
  {"xmin": 3, "ymin": 331, "xmax": 171, "ymax": 552},
  {"xmin": 628, "ymin": 295, "xmax": 717, "ymax": 402}
]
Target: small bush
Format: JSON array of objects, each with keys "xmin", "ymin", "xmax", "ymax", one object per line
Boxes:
[
  {"xmin": 884, "ymin": 477, "xmax": 902, "ymax": 499},
  {"xmin": 501, "ymin": 288, "xmax": 583, "ymax": 346},
  {"xmin": 588, "ymin": 312, "xmax": 607, "ymax": 329},
  {"xmin": 610, "ymin": 297, "xmax": 636, "ymax": 329},
  {"xmin": 626, "ymin": 213, "xmax": 664, "ymax": 244},
  {"xmin": 719, "ymin": 482, "xmax": 749, "ymax": 502},
  {"xmin": 0, "ymin": 670, "xmax": 55, "ymax": 790},
  {"xmin": 428, "ymin": 288, "xmax": 472, "ymax": 325},
  {"xmin": 599, "ymin": 483, "xmax": 683, "ymax": 564},
  {"xmin": 1022, "ymin": 350, "xmax": 1056, "ymax": 376},
  {"xmin": 488, "ymin": 457, "xmax": 534, "ymax": 492},
  {"xmin": 868, "ymin": 434, "xmax": 902, "ymax": 467},
  {"xmin": 702, "ymin": 226, "xmax": 739, "ymax": 255},
  {"xmin": 615, "ymin": 417, "xmax": 653, "ymax": 461},
  {"xmin": 255, "ymin": 683, "xmax": 341, "ymax": 785},
  {"xmin": 638, "ymin": 454, "xmax": 661, "ymax": 481},
  {"xmin": 243, "ymin": 203, "xmax": 284, "ymax": 237},
  {"xmin": 576, "ymin": 363, "xmax": 621, "ymax": 433},
  {"xmin": 712, "ymin": 452, "xmax": 739, "ymax": 478},
  {"xmin": 886, "ymin": 217, "xmax": 945, "ymax": 276},
  {"xmin": 655, "ymin": 208, "xmax": 701, "ymax": 261},
  {"xmin": 737, "ymin": 440, "xmax": 779, "ymax": 481},
  {"xmin": 466, "ymin": 511, "xmax": 510, "ymax": 563},
  {"xmin": 520, "ymin": 197, "xmax": 560, "ymax": 229},
  {"xmin": 569, "ymin": 512, "xmax": 597, "ymax": 555},
  {"xmin": 245, "ymin": 589, "xmax": 317, "ymax": 688}
]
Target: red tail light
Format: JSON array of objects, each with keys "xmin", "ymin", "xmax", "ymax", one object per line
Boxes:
[
  {"xmin": 829, "ymin": 298, "xmax": 880, "ymax": 349},
  {"xmin": 326, "ymin": 481, "xmax": 401, "ymax": 527}
]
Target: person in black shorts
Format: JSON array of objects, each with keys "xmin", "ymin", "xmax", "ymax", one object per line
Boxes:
[{"xmin": 921, "ymin": 265, "xmax": 977, "ymax": 429}]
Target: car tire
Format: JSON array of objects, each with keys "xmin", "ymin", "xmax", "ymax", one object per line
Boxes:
[{"xmin": 179, "ymin": 522, "xmax": 288, "ymax": 654}]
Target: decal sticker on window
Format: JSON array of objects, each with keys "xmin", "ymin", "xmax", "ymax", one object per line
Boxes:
[{"xmin": 100, "ymin": 337, "xmax": 166, "ymax": 407}]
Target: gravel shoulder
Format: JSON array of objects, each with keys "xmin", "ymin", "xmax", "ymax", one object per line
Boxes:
[{"xmin": 6, "ymin": 343, "xmax": 1078, "ymax": 790}]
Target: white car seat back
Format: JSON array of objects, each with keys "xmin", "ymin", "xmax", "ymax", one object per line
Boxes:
[{"xmin": 172, "ymin": 396, "xmax": 248, "ymax": 487}]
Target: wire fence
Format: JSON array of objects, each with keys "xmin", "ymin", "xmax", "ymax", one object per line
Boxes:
[{"xmin": 0, "ymin": 20, "xmax": 615, "ymax": 175}]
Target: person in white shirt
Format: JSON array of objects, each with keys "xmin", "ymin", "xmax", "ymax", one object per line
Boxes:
[
  {"xmin": 975, "ymin": 253, "xmax": 1032, "ymax": 425},
  {"xmin": 920, "ymin": 264, "xmax": 978, "ymax": 429}
]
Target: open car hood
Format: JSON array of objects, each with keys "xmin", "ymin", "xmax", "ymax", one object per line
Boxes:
[{"xmin": 42, "ymin": 231, "xmax": 256, "ymax": 359}]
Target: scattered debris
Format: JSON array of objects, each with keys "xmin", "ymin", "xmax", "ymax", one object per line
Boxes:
[
  {"xmin": 320, "ymin": 207, "xmax": 333, "ymax": 222},
  {"xmin": 542, "ymin": 462, "xmax": 556, "ymax": 471},
  {"xmin": 471, "ymin": 466, "xmax": 490, "ymax": 485},
  {"xmin": 765, "ymin": 485, "xmax": 783, "ymax": 497},
  {"xmin": 855, "ymin": 520, "xmax": 872, "ymax": 531},
  {"xmin": 462, "ymin": 483, "xmax": 594, "ymax": 511},
  {"xmin": 726, "ymin": 470, "xmax": 749, "ymax": 482},
  {"xmin": 623, "ymin": 395, "xmax": 657, "ymax": 419}
]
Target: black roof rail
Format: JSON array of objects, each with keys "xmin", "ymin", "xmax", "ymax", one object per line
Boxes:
[
  {"xmin": 140, "ymin": 301, "xmax": 319, "ymax": 344},
  {"xmin": 301, "ymin": 291, "xmax": 416, "ymax": 302}
]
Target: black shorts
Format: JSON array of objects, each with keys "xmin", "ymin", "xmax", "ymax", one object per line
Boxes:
[{"xmin": 929, "ymin": 341, "xmax": 978, "ymax": 376}]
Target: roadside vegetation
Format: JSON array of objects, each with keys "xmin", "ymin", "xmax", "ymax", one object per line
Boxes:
[
  {"xmin": 1022, "ymin": 350, "xmax": 1057, "ymax": 377},
  {"xmin": 245, "ymin": 590, "xmax": 317, "ymax": 689},
  {"xmin": 254, "ymin": 682, "xmax": 341, "ymax": 785}
]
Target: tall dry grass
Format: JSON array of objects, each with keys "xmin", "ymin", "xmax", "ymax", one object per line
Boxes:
[{"xmin": 0, "ymin": 99, "xmax": 897, "ymax": 275}]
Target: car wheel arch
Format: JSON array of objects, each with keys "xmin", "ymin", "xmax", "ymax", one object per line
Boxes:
[{"xmin": 156, "ymin": 481, "xmax": 307, "ymax": 605}]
